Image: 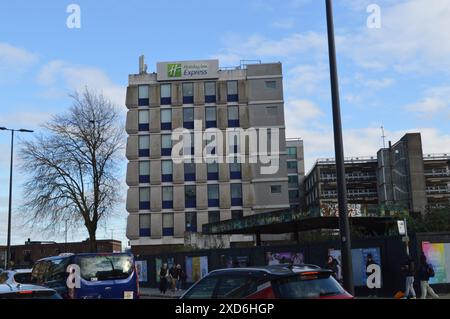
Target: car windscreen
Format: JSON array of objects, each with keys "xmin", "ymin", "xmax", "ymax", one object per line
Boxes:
[
  {"xmin": 14, "ymin": 272, "xmax": 32, "ymax": 284},
  {"xmin": 271, "ymin": 272, "xmax": 346, "ymax": 299},
  {"xmin": 78, "ymin": 255, "xmax": 133, "ymax": 282}
]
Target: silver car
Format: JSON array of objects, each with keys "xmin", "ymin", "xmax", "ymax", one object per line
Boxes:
[{"xmin": 0, "ymin": 269, "xmax": 33, "ymax": 285}]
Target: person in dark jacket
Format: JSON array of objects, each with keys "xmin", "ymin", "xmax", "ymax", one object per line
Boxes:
[
  {"xmin": 401, "ymin": 257, "xmax": 416, "ymax": 299},
  {"xmin": 325, "ymin": 256, "xmax": 339, "ymax": 280},
  {"xmin": 159, "ymin": 263, "xmax": 169, "ymax": 294},
  {"xmin": 418, "ymin": 253, "xmax": 439, "ymax": 299}
]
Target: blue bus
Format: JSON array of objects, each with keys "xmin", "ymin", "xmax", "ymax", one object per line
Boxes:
[{"xmin": 31, "ymin": 253, "xmax": 139, "ymax": 299}]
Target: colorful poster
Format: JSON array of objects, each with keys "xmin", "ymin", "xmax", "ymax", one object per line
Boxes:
[
  {"xmin": 185, "ymin": 256, "xmax": 208, "ymax": 283},
  {"xmin": 135, "ymin": 260, "xmax": 148, "ymax": 282},
  {"xmin": 155, "ymin": 257, "xmax": 174, "ymax": 283},
  {"xmin": 266, "ymin": 251, "xmax": 304, "ymax": 265},
  {"xmin": 422, "ymin": 242, "xmax": 448, "ymax": 284}
]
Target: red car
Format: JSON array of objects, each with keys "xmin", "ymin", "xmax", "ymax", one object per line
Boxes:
[{"xmin": 181, "ymin": 264, "xmax": 353, "ymax": 299}]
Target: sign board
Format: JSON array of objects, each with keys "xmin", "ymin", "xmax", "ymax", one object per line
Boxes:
[
  {"xmin": 397, "ymin": 220, "xmax": 406, "ymax": 235},
  {"xmin": 157, "ymin": 60, "xmax": 219, "ymax": 81}
]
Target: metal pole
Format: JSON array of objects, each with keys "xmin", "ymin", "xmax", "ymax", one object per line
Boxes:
[
  {"xmin": 6, "ymin": 130, "xmax": 14, "ymax": 269},
  {"xmin": 404, "ymin": 218, "xmax": 410, "ymax": 257},
  {"xmin": 325, "ymin": 0, "xmax": 354, "ymax": 295}
]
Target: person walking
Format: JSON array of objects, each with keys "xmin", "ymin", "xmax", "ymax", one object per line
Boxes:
[
  {"xmin": 325, "ymin": 256, "xmax": 339, "ymax": 280},
  {"xmin": 418, "ymin": 253, "xmax": 439, "ymax": 299},
  {"xmin": 401, "ymin": 257, "xmax": 416, "ymax": 299},
  {"xmin": 159, "ymin": 263, "xmax": 169, "ymax": 295},
  {"xmin": 168, "ymin": 264, "xmax": 176, "ymax": 292},
  {"xmin": 174, "ymin": 264, "xmax": 185, "ymax": 291}
]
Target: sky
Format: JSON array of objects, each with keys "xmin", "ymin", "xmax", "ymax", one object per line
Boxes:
[{"xmin": 1, "ymin": 0, "xmax": 450, "ymax": 247}]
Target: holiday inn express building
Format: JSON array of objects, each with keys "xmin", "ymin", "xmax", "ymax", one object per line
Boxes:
[{"xmin": 125, "ymin": 59, "xmax": 304, "ymax": 253}]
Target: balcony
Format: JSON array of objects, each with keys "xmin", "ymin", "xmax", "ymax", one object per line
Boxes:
[
  {"xmin": 424, "ymin": 170, "xmax": 450, "ymax": 178},
  {"xmin": 321, "ymin": 189, "xmax": 377, "ymax": 198},
  {"xmin": 426, "ymin": 187, "xmax": 450, "ymax": 194},
  {"xmin": 320, "ymin": 173, "xmax": 377, "ymax": 182}
]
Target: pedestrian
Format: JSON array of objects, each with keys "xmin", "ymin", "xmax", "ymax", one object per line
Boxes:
[
  {"xmin": 365, "ymin": 254, "xmax": 378, "ymax": 297},
  {"xmin": 175, "ymin": 264, "xmax": 185, "ymax": 291},
  {"xmin": 159, "ymin": 263, "xmax": 169, "ymax": 294},
  {"xmin": 401, "ymin": 257, "xmax": 416, "ymax": 299},
  {"xmin": 325, "ymin": 256, "xmax": 339, "ymax": 280},
  {"xmin": 418, "ymin": 253, "xmax": 439, "ymax": 299},
  {"xmin": 168, "ymin": 264, "xmax": 176, "ymax": 292}
]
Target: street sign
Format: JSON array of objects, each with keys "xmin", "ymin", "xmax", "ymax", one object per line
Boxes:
[{"xmin": 397, "ymin": 220, "xmax": 406, "ymax": 235}]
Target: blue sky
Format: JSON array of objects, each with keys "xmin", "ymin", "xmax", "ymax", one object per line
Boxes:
[{"xmin": 1, "ymin": 0, "xmax": 450, "ymax": 247}]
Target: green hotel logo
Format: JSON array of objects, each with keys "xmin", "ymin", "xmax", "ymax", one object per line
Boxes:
[{"xmin": 167, "ymin": 63, "xmax": 182, "ymax": 77}]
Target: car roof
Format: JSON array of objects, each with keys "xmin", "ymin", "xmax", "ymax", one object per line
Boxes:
[
  {"xmin": 36, "ymin": 252, "xmax": 131, "ymax": 263},
  {"xmin": 208, "ymin": 264, "xmax": 330, "ymax": 276},
  {"xmin": 11, "ymin": 269, "xmax": 32, "ymax": 274}
]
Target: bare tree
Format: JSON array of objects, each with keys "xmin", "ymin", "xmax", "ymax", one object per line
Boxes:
[{"xmin": 19, "ymin": 88, "xmax": 125, "ymax": 252}]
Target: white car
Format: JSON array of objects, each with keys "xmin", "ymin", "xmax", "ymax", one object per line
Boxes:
[{"xmin": 0, "ymin": 269, "xmax": 33, "ymax": 285}]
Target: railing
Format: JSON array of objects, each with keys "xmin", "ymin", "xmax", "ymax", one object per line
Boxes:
[
  {"xmin": 320, "ymin": 173, "xmax": 377, "ymax": 181},
  {"xmin": 424, "ymin": 170, "xmax": 450, "ymax": 177},
  {"xmin": 426, "ymin": 187, "xmax": 450, "ymax": 194},
  {"xmin": 423, "ymin": 153, "xmax": 450, "ymax": 161},
  {"xmin": 316, "ymin": 156, "xmax": 377, "ymax": 165},
  {"xmin": 321, "ymin": 189, "xmax": 378, "ymax": 198}
]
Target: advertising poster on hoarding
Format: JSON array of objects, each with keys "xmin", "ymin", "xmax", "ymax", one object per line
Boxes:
[
  {"xmin": 185, "ymin": 256, "xmax": 208, "ymax": 283},
  {"xmin": 266, "ymin": 251, "xmax": 304, "ymax": 265},
  {"xmin": 329, "ymin": 247, "xmax": 382, "ymax": 287},
  {"xmin": 422, "ymin": 242, "xmax": 450, "ymax": 284},
  {"xmin": 155, "ymin": 257, "xmax": 174, "ymax": 283},
  {"xmin": 135, "ymin": 260, "xmax": 148, "ymax": 282}
]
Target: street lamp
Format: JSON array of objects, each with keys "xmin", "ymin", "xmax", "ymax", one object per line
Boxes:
[
  {"xmin": 0, "ymin": 126, "xmax": 34, "ymax": 269},
  {"xmin": 324, "ymin": 0, "xmax": 354, "ymax": 295}
]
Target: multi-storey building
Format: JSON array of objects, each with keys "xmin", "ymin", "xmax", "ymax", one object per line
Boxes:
[
  {"xmin": 124, "ymin": 59, "xmax": 303, "ymax": 253},
  {"xmin": 423, "ymin": 154, "xmax": 450, "ymax": 209},
  {"xmin": 286, "ymin": 138, "xmax": 305, "ymax": 212}
]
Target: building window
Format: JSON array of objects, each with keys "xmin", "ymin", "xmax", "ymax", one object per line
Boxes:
[
  {"xmin": 207, "ymin": 162, "xmax": 219, "ymax": 180},
  {"xmin": 287, "ymin": 161, "xmax": 298, "ymax": 170},
  {"xmin": 205, "ymin": 106, "xmax": 217, "ymax": 128},
  {"xmin": 185, "ymin": 212, "xmax": 197, "ymax": 232},
  {"xmin": 265, "ymin": 80, "xmax": 277, "ymax": 90},
  {"xmin": 289, "ymin": 190, "xmax": 299, "ymax": 202},
  {"xmin": 228, "ymin": 106, "xmax": 239, "ymax": 127},
  {"xmin": 208, "ymin": 211, "xmax": 220, "ymax": 224},
  {"xmin": 161, "ymin": 109, "xmax": 172, "ymax": 130},
  {"xmin": 160, "ymin": 84, "xmax": 171, "ymax": 105},
  {"xmin": 184, "ymin": 162, "xmax": 196, "ymax": 181},
  {"xmin": 204, "ymin": 81, "xmax": 216, "ymax": 103},
  {"xmin": 207, "ymin": 184, "xmax": 219, "ymax": 207},
  {"xmin": 271, "ymin": 185, "xmax": 282, "ymax": 194},
  {"xmin": 139, "ymin": 187, "xmax": 150, "ymax": 210},
  {"xmin": 139, "ymin": 214, "xmax": 151, "ymax": 237},
  {"xmin": 162, "ymin": 186, "xmax": 173, "ymax": 209},
  {"xmin": 183, "ymin": 107, "xmax": 194, "ymax": 129},
  {"xmin": 162, "ymin": 213, "xmax": 174, "ymax": 236},
  {"xmin": 138, "ymin": 110, "xmax": 149, "ymax": 131},
  {"xmin": 161, "ymin": 134, "xmax": 172, "ymax": 156},
  {"xmin": 232, "ymin": 210, "xmax": 243, "ymax": 220},
  {"xmin": 230, "ymin": 183, "xmax": 242, "ymax": 206},
  {"xmin": 138, "ymin": 85, "xmax": 149, "ymax": 106},
  {"xmin": 185, "ymin": 185, "xmax": 197, "ymax": 208},
  {"xmin": 287, "ymin": 147, "xmax": 297, "ymax": 157},
  {"xmin": 288, "ymin": 175, "xmax": 299, "ymax": 187},
  {"xmin": 139, "ymin": 161, "xmax": 150, "ymax": 183},
  {"xmin": 161, "ymin": 160, "xmax": 173, "ymax": 182},
  {"xmin": 138, "ymin": 135, "xmax": 150, "ymax": 157},
  {"xmin": 227, "ymin": 80, "xmax": 238, "ymax": 102},
  {"xmin": 182, "ymin": 82, "xmax": 194, "ymax": 104},
  {"xmin": 229, "ymin": 161, "xmax": 241, "ymax": 179}
]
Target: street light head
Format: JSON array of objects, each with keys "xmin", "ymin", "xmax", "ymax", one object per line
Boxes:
[
  {"xmin": 18, "ymin": 129, "xmax": 34, "ymax": 133},
  {"xmin": 0, "ymin": 127, "xmax": 8, "ymax": 131}
]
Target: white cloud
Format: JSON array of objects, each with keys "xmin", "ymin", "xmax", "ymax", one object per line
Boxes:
[
  {"xmin": 286, "ymin": 64, "xmax": 329, "ymax": 95},
  {"xmin": 37, "ymin": 60, "xmax": 126, "ymax": 108},
  {"xmin": 0, "ymin": 111, "xmax": 53, "ymax": 129},
  {"xmin": 0, "ymin": 42, "xmax": 38, "ymax": 81},
  {"xmin": 271, "ymin": 19, "xmax": 296, "ymax": 29},
  {"xmin": 404, "ymin": 86, "xmax": 450, "ymax": 118}
]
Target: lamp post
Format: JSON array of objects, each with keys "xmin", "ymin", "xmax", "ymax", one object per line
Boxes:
[
  {"xmin": 324, "ymin": 0, "xmax": 354, "ymax": 295},
  {"xmin": 0, "ymin": 127, "xmax": 34, "ymax": 269}
]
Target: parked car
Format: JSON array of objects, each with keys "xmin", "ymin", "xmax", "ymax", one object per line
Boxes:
[
  {"xmin": 31, "ymin": 253, "xmax": 139, "ymax": 299},
  {"xmin": 0, "ymin": 269, "xmax": 33, "ymax": 285},
  {"xmin": 181, "ymin": 264, "xmax": 353, "ymax": 299},
  {"xmin": 0, "ymin": 283, "xmax": 61, "ymax": 299}
]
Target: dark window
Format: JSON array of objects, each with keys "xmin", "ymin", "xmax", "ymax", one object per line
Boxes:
[
  {"xmin": 183, "ymin": 108, "xmax": 194, "ymax": 129},
  {"xmin": 271, "ymin": 185, "xmax": 282, "ymax": 193},
  {"xmin": 184, "ymin": 162, "xmax": 196, "ymax": 181},
  {"xmin": 287, "ymin": 161, "xmax": 298, "ymax": 170},
  {"xmin": 289, "ymin": 190, "xmax": 300, "ymax": 202},
  {"xmin": 228, "ymin": 106, "xmax": 239, "ymax": 127},
  {"xmin": 208, "ymin": 211, "xmax": 220, "ymax": 224},
  {"xmin": 185, "ymin": 212, "xmax": 197, "ymax": 232},
  {"xmin": 138, "ymin": 110, "xmax": 149, "ymax": 131},
  {"xmin": 185, "ymin": 185, "xmax": 197, "ymax": 208},
  {"xmin": 139, "ymin": 187, "xmax": 150, "ymax": 210},
  {"xmin": 161, "ymin": 109, "xmax": 172, "ymax": 130},
  {"xmin": 288, "ymin": 175, "xmax": 299, "ymax": 186},
  {"xmin": 79, "ymin": 255, "xmax": 133, "ymax": 281},
  {"xmin": 287, "ymin": 147, "xmax": 297, "ymax": 157},
  {"xmin": 182, "ymin": 276, "xmax": 220, "ymax": 299},
  {"xmin": 161, "ymin": 134, "xmax": 172, "ymax": 156},
  {"xmin": 162, "ymin": 213, "xmax": 174, "ymax": 236},
  {"xmin": 207, "ymin": 162, "xmax": 219, "ymax": 180},
  {"xmin": 265, "ymin": 80, "xmax": 277, "ymax": 90},
  {"xmin": 227, "ymin": 81, "xmax": 238, "ymax": 102},
  {"xmin": 161, "ymin": 160, "xmax": 173, "ymax": 182},
  {"xmin": 160, "ymin": 84, "xmax": 171, "ymax": 105},
  {"xmin": 182, "ymin": 82, "xmax": 194, "ymax": 104},
  {"xmin": 205, "ymin": 106, "xmax": 217, "ymax": 128},
  {"xmin": 139, "ymin": 161, "xmax": 150, "ymax": 183},
  {"xmin": 138, "ymin": 85, "xmax": 149, "ymax": 106},
  {"xmin": 204, "ymin": 81, "xmax": 216, "ymax": 103},
  {"xmin": 138, "ymin": 135, "xmax": 150, "ymax": 157},
  {"xmin": 231, "ymin": 183, "xmax": 242, "ymax": 206},
  {"xmin": 208, "ymin": 184, "xmax": 219, "ymax": 207},
  {"xmin": 230, "ymin": 162, "xmax": 241, "ymax": 179},
  {"xmin": 139, "ymin": 214, "xmax": 151, "ymax": 237},
  {"xmin": 162, "ymin": 186, "xmax": 173, "ymax": 209}
]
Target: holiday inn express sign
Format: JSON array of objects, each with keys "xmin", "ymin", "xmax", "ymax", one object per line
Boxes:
[{"xmin": 157, "ymin": 60, "xmax": 219, "ymax": 81}]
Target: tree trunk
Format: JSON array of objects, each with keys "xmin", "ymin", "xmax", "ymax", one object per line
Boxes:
[{"xmin": 87, "ymin": 226, "xmax": 98, "ymax": 253}]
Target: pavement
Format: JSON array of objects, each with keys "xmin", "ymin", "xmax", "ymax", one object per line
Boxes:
[{"xmin": 140, "ymin": 287, "xmax": 184, "ymax": 299}]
